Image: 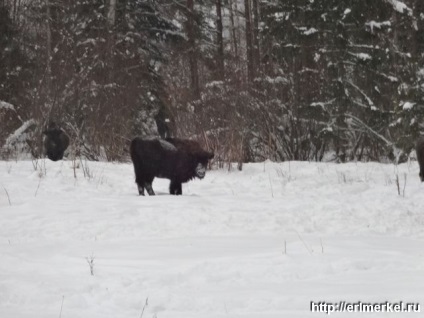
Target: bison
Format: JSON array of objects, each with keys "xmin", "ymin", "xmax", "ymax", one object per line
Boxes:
[
  {"xmin": 416, "ymin": 136, "xmax": 424, "ymax": 181},
  {"xmin": 43, "ymin": 123, "xmax": 70, "ymax": 161},
  {"xmin": 130, "ymin": 137, "xmax": 214, "ymax": 195}
]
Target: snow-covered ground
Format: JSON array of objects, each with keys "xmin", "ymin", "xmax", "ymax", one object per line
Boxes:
[{"xmin": 1, "ymin": 159, "xmax": 424, "ymax": 317}]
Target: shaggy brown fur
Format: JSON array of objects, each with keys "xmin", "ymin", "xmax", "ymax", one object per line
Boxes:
[
  {"xmin": 165, "ymin": 138, "xmax": 210, "ymax": 157},
  {"xmin": 416, "ymin": 136, "xmax": 424, "ymax": 181},
  {"xmin": 130, "ymin": 137, "xmax": 214, "ymax": 195}
]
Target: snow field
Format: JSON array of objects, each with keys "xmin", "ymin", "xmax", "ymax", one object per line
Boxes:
[{"xmin": 1, "ymin": 159, "xmax": 424, "ymax": 317}]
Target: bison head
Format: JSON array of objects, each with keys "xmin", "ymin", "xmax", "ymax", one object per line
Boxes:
[{"xmin": 194, "ymin": 151, "xmax": 214, "ymax": 179}]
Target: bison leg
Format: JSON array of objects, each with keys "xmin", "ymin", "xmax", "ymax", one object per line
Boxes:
[
  {"xmin": 133, "ymin": 160, "xmax": 146, "ymax": 195},
  {"xmin": 137, "ymin": 184, "xmax": 145, "ymax": 196},
  {"xmin": 169, "ymin": 181, "xmax": 177, "ymax": 195},
  {"xmin": 176, "ymin": 183, "xmax": 182, "ymax": 195},
  {"xmin": 143, "ymin": 176, "xmax": 155, "ymax": 196},
  {"xmin": 135, "ymin": 175, "xmax": 145, "ymax": 196},
  {"xmin": 144, "ymin": 182, "xmax": 155, "ymax": 196},
  {"xmin": 170, "ymin": 181, "xmax": 182, "ymax": 195}
]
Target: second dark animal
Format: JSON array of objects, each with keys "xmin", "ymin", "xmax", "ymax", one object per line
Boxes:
[
  {"xmin": 416, "ymin": 136, "xmax": 424, "ymax": 182},
  {"xmin": 130, "ymin": 137, "xmax": 214, "ymax": 195},
  {"xmin": 43, "ymin": 123, "xmax": 70, "ymax": 161}
]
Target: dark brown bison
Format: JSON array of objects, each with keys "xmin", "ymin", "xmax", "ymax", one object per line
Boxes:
[
  {"xmin": 130, "ymin": 137, "xmax": 214, "ymax": 195},
  {"xmin": 43, "ymin": 123, "xmax": 70, "ymax": 161},
  {"xmin": 416, "ymin": 136, "xmax": 424, "ymax": 181}
]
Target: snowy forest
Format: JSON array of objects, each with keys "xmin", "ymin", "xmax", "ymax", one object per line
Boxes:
[{"xmin": 1, "ymin": 0, "xmax": 424, "ymax": 163}]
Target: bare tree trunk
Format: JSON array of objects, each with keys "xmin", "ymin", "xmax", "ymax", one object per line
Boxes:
[
  {"xmin": 186, "ymin": 0, "xmax": 200, "ymax": 99},
  {"xmin": 107, "ymin": 0, "xmax": 116, "ymax": 27},
  {"xmin": 411, "ymin": 0, "xmax": 423, "ymax": 59},
  {"xmin": 107, "ymin": 0, "xmax": 116, "ymax": 81},
  {"xmin": 391, "ymin": 10, "xmax": 399, "ymax": 72},
  {"xmin": 13, "ymin": 0, "xmax": 18, "ymax": 21},
  {"xmin": 229, "ymin": 0, "xmax": 238, "ymax": 59},
  {"xmin": 252, "ymin": 0, "xmax": 260, "ymax": 74},
  {"xmin": 45, "ymin": 0, "xmax": 52, "ymax": 91},
  {"xmin": 215, "ymin": 0, "xmax": 225, "ymax": 80},
  {"xmin": 244, "ymin": 0, "xmax": 254, "ymax": 83}
]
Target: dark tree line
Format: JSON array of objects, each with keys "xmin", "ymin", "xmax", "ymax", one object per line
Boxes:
[
  {"xmin": 1, "ymin": 0, "xmax": 424, "ymax": 164},
  {"xmin": 1, "ymin": 0, "xmax": 180, "ymax": 160}
]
